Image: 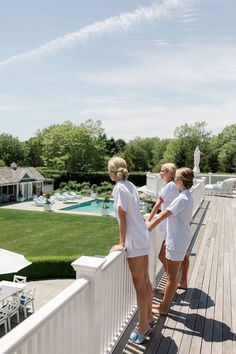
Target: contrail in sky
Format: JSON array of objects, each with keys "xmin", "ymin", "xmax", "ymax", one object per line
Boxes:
[{"xmin": 0, "ymin": 0, "xmax": 197, "ymax": 68}]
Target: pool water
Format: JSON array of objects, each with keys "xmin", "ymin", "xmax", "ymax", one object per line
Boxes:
[{"xmin": 61, "ymin": 199, "xmax": 114, "ymax": 214}]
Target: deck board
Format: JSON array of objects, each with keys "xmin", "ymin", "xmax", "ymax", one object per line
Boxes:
[{"xmin": 114, "ymin": 196, "xmax": 236, "ymax": 354}]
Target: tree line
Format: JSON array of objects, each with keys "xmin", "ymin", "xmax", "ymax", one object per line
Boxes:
[{"xmin": 0, "ymin": 119, "xmax": 236, "ymax": 173}]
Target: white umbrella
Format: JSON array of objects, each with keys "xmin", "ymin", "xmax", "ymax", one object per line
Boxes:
[
  {"xmin": 193, "ymin": 146, "xmax": 201, "ymax": 177},
  {"xmin": 0, "ymin": 248, "xmax": 32, "ymax": 275}
]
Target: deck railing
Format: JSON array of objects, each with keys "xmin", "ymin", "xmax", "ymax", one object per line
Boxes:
[
  {"xmin": 146, "ymin": 172, "xmax": 163, "ymax": 196},
  {"xmin": 192, "ymin": 178, "xmax": 205, "ymax": 216},
  {"xmin": 0, "ymin": 179, "xmax": 205, "ymax": 354}
]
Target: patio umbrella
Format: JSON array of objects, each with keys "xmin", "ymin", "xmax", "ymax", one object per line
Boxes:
[
  {"xmin": 193, "ymin": 146, "xmax": 201, "ymax": 177},
  {"xmin": 0, "ymin": 248, "xmax": 32, "ymax": 275}
]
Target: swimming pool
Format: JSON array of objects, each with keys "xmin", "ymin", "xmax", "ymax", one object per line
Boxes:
[{"xmin": 61, "ymin": 199, "xmax": 114, "ymax": 215}]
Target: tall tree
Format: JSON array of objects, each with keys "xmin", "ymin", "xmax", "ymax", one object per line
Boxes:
[
  {"xmin": 218, "ymin": 141, "xmax": 236, "ymax": 173},
  {"xmin": 24, "ymin": 136, "xmax": 44, "ymax": 167},
  {"xmin": 39, "ymin": 120, "xmax": 107, "ymax": 171},
  {"xmin": 0, "ymin": 133, "xmax": 25, "ymax": 166},
  {"xmin": 210, "ymin": 124, "xmax": 236, "ymax": 172},
  {"xmin": 163, "ymin": 122, "xmax": 211, "ymax": 169},
  {"xmin": 123, "ymin": 137, "xmax": 160, "ymax": 171},
  {"xmin": 152, "ymin": 138, "xmax": 171, "ymax": 167}
]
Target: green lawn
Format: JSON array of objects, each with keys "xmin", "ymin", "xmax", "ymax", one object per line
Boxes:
[{"xmin": 0, "ymin": 209, "xmax": 119, "ymax": 258}]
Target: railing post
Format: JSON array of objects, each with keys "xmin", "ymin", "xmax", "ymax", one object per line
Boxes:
[
  {"xmin": 72, "ymin": 256, "xmax": 106, "ymax": 354},
  {"xmin": 208, "ymin": 172, "xmax": 212, "ymax": 184},
  {"xmin": 148, "ymin": 227, "xmax": 164, "ymax": 288}
]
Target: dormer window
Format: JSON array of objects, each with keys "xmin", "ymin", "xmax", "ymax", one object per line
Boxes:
[{"xmin": 22, "ymin": 173, "xmax": 31, "ymax": 180}]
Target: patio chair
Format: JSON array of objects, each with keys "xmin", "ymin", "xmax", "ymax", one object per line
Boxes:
[
  {"xmin": 19, "ymin": 288, "xmax": 35, "ymax": 318},
  {"xmin": 11, "ymin": 275, "xmax": 27, "ymax": 303},
  {"xmin": 13, "ymin": 275, "xmax": 27, "ymax": 284},
  {"xmin": 0, "ymin": 310, "xmax": 8, "ymax": 334},
  {"xmin": 1, "ymin": 301, "xmax": 20, "ymax": 330}
]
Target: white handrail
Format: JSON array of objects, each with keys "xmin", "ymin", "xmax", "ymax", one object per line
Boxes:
[
  {"xmin": 0, "ymin": 279, "xmax": 90, "ymax": 354},
  {"xmin": 191, "ymin": 178, "xmax": 205, "ymax": 216}
]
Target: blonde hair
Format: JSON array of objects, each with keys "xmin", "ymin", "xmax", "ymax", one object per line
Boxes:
[
  {"xmin": 108, "ymin": 157, "xmax": 129, "ymax": 181},
  {"xmin": 176, "ymin": 167, "xmax": 194, "ymax": 189},
  {"xmin": 161, "ymin": 163, "xmax": 176, "ymax": 181}
]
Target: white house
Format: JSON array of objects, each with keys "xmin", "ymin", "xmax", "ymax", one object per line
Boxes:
[{"xmin": 0, "ymin": 163, "xmax": 53, "ymax": 203}]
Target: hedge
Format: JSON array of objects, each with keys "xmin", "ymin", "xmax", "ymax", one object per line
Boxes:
[
  {"xmin": 0, "ymin": 256, "xmax": 76, "ymax": 281},
  {"xmin": 36, "ymin": 168, "xmax": 147, "ymax": 189}
]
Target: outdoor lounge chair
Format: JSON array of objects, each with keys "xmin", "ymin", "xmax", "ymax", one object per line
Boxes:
[
  {"xmin": 54, "ymin": 193, "xmax": 67, "ymax": 201},
  {"xmin": 62, "ymin": 192, "xmax": 76, "ymax": 200},
  {"xmin": 33, "ymin": 197, "xmax": 46, "ymax": 207},
  {"xmin": 69, "ymin": 192, "xmax": 82, "ymax": 199}
]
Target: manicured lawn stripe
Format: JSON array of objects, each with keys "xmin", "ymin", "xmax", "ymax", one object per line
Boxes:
[{"xmin": 0, "ymin": 209, "xmax": 119, "ymax": 258}]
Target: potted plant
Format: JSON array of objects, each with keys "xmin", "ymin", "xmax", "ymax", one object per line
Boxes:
[
  {"xmin": 44, "ymin": 192, "xmax": 52, "ymax": 212},
  {"xmin": 139, "ymin": 194, "xmax": 155, "ymax": 214},
  {"xmin": 91, "ymin": 184, "xmax": 98, "ymax": 199},
  {"xmin": 101, "ymin": 195, "xmax": 110, "ymax": 216}
]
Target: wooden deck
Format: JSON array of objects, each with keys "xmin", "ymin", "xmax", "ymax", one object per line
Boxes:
[{"xmin": 113, "ymin": 196, "xmax": 236, "ymax": 354}]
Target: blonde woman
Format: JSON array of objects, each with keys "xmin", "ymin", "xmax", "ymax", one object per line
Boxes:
[
  {"xmin": 147, "ymin": 163, "xmax": 179, "ymax": 273},
  {"xmin": 108, "ymin": 157, "xmax": 153, "ymax": 344},
  {"xmin": 146, "ymin": 167, "xmax": 194, "ymax": 315},
  {"xmin": 148, "ymin": 163, "xmax": 189, "ymax": 291}
]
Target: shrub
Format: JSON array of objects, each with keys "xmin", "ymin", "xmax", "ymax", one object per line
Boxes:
[
  {"xmin": 68, "ymin": 180, "xmax": 78, "ymax": 190},
  {"xmin": 0, "ymin": 256, "xmax": 76, "ymax": 281},
  {"xmin": 59, "ymin": 182, "xmax": 67, "ymax": 190}
]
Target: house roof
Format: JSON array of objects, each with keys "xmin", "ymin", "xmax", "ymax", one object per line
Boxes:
[{"xmin": 0, "ymin": 167, "xmax": 45, "ymax": 185}]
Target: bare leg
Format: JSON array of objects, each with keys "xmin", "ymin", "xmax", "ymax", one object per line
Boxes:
[
  {"xmin": 158, "ymin": 241, "xmax": 167, "ymax": 273},
  {"xmin": 178, "ymin": 254, "xmax": 189, "ymax": 289},
  {"xmin": 128, "ymin": 256, "xmax": 152, "ymax": 334},
  {"xmin": 152, "ymin": 258, "xmax": 181, "ymax": 315},
  {"xmin": 144, "ymin": 265, "xmax": 154, "ymax": 324}
]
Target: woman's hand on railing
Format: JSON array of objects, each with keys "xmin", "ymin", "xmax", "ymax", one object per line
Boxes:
[
  {"xmin": 146, "ymin": 220, "xmax": 154, "ymax": 232},
  {"xmin": 109, "ymin": 244, "xmax": 124, "ymax": 253}
]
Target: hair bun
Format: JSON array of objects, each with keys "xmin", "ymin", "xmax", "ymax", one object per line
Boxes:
[{"xmin": 117, "ymin": 167, "xmax": 129, "ymax": 181}]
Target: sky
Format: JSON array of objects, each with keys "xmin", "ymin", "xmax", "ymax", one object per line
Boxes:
[{"xmin": 0, "ymin": 0, "xmax": 235, "ymax": 142}]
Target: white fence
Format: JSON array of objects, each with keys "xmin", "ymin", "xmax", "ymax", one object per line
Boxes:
[
  {"xmin": 146, "ymin": 172, "xmax": 163, "ymax": 196},
  {"xmin": 200, "ymin": 173, "xmax": 236, "ymax": 187},
  {"xmin": 0, "ymin": 179, "xmax": 205, "ymax": 354},
  {"xmin": 192, "ymin": 178, "xmax": 206, "ymax": 216}
]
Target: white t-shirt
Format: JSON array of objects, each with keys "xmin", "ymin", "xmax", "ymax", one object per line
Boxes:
[
  {"xmin": 112, "ymin": 180, "xmax": 149, "ymax": 256},
  {"xmin": 159, "ymin": 181, "xmax": 179, "ymax": 232},
  {"xmin": 166, "ymin": 189, "xmax": 193, "ymax": 253}
]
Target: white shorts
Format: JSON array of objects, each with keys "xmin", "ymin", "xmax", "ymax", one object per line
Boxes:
[
  {"xmin": 166, "ymin": 248, "xmax": 185, "ymax": 261},
  {"xmin": 126, "ymin": 247, "xmax": 149, "ymax": 258}
]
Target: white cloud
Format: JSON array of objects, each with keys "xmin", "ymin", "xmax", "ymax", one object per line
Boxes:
[
  {"xmin": 0, "ymin": 0, "xmax": 198, "ymax": 68},
  {"xmin": 85, "ymin": 99, "xmax": 236, "ymax": 140},
  {"xmin": 75, "ymin": 42, "xmax": 236, "ymax": 90}
]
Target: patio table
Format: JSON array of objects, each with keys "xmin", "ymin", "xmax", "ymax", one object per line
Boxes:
[{"xmin": 0, "ymin": 281, "xmax": 25, "ymax": 303}]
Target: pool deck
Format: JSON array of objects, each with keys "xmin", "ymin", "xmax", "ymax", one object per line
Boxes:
[{"xmin": 0, "ymin": 196, "xmax": 115, "ymax": 216}]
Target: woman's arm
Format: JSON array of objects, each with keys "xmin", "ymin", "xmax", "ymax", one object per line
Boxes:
[
  {"xmin": 118, "ymin": 206, "xmax": 126, "ymax": 247},
  {"xmin": 147, "ymin": 197, "xmax": 163, "ymax": 222},
  {"xmin": 110, "ymin": 206, "xmax": 126, "ymax": 252},
  {"xmin": 146, "ymin": 209, "xmax": 172, "ymax": 232}
]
